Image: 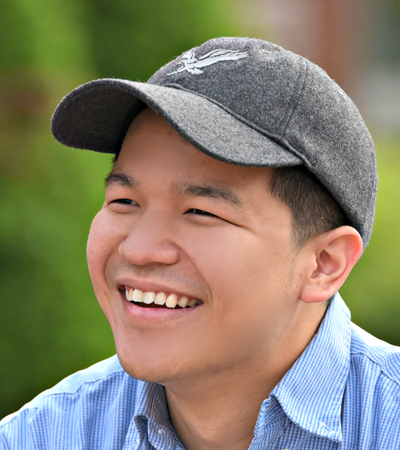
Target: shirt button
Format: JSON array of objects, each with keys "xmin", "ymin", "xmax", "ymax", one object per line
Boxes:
[{"xmin": 158, "ymin": 428, "xmax": 165, "ymax": 435}]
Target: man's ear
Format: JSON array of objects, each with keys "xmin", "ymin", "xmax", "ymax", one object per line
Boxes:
[{"xmin": 299, "ymin": 226, "xmax": 363, "ymax": 304}]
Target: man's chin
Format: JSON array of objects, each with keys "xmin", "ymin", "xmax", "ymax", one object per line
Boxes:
[{"xmin": 117, "ymin": 354, "xmax": 185, "ymax": 385}]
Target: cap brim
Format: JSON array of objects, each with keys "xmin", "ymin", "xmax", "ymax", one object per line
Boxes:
[{"xmin": 52, "ymin": 78, "xmax": 303, "ymax": 167}]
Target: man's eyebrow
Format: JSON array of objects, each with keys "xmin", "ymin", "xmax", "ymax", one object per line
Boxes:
[
  {"xmin": 105, "ymin": 172, "xmax": 139, "ymax": 188},
  {"xmin": 173, "ymin": 181, "xmax": 242, "ymax": 207}
]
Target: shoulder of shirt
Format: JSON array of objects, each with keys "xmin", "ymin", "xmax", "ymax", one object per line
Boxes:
[
  {"xmin": 350, "ymin": 321, "xmax": 400, "ymax": 387},
  {"xmin": 0, "ymin": 355, "xmax": 127, "ymax": 428}
]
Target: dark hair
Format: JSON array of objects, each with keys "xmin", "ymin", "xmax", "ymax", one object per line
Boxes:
[{"xmin": 269, "ymin": 166, "xmax": 350, "ymax": 248}]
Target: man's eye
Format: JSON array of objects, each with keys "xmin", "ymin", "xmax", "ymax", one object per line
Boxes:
[
  {"xmin": 111, "ymin": 199, "xmax": 137, "ymax": 206},
  {"xmin": 186, "ymin": 208, "xmax": 217, "ymax": 217}
]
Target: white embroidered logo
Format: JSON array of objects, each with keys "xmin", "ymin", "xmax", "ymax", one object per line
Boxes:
[{"xmin": 169, "ymin": 49, "xmax": 249, "ymax": 75}]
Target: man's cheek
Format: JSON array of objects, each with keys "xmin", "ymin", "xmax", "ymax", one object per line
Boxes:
[
  {"xmin": 86, "ymin": 213, "xmax": 115, "ymax": 290},
  {"xmin": 87, "ymin": 211, "xmax": 118, "ymax": 264},
  {"xmin": 87, "ymin": 222, "xmax": 103, "ymax": 277},
  {"xmin": 186, "ymin": 233, "xmax": 264, "ymax": 293}
]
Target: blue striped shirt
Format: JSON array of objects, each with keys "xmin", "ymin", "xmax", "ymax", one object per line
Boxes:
[{"xmin": 1, "ymin": 293, "xmax": 400, "ymax": 449}]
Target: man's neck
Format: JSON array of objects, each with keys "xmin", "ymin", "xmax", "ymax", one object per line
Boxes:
[
  {"xmin": 165, "ymin": 360, "xmax": 279, "ymax": 450},
  {"xmin": 164, "ymin": 302, "xmax": 327, "ymax": 450}
]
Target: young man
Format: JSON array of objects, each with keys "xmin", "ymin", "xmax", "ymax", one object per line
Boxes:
[{"xmin": 1, "ymin": 37, "xmax": 399, "ymax": 449}]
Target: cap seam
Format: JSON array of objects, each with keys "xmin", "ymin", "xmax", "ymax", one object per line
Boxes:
[
  {"xmin": 281, "ymin": 58, "xmax": 309, "ymax": 139},
  {"xmin": 161, "ymin": 82, "xmax": 303, "ymax": 159}
]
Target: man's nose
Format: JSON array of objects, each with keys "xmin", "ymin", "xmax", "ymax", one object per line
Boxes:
[{"xmin": 118, "ymin": 210, "xmax": 180, "ymax": 266}]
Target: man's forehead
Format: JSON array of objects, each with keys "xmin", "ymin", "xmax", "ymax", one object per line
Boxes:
[
  {"xmin": 115, "ymin": 108, "xmax": 274, "ymax": 190},
  {"xmin": 124, "ymin": 107, "xmax": 176, "ymax": 139}
]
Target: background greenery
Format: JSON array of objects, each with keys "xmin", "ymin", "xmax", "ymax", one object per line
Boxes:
[{"xmin": 1, "ymin": 0, "xmax": 400, "ymax": 419}]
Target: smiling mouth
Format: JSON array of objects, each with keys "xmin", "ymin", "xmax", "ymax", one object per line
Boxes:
[{"xmin": 122, "ymin": 286, "xmax": 202, "ymax": 309}]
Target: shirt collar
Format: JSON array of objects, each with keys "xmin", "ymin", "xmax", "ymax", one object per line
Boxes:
[
  {"xmin": 268, "ymin": 292, "xmax": 351, "ymax": 442},
  {"xmin": 132, "ymin": 381, "xmax": 178, "ymax": 449},
  {"xmin": 133, "ymin": 381, "xmax": 170, "ymax": 427}
]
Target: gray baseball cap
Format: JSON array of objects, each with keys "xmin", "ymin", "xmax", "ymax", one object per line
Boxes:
[{"xmin": 51, "ymin": 37, "xmax": 377, "ymax": 248}]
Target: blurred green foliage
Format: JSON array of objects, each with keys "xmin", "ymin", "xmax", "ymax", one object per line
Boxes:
[{"xmin": 1, "ymin": 0, "xmax": 400, "ymax": 423}]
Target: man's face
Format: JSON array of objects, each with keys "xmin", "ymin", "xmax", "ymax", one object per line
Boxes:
[{"xmin": 87, "ymin": 108, "xmax": 305, "ymax": 385}]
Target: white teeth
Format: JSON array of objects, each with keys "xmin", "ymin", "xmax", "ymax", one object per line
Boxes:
[
  {"xmin": 143, "ymin": 291, "xmax": 155, "ymax": 304},
  {"xmin": 166, "ymin": 293, "xmax": 178, "ymax": 308},
  {"xmin": 126, "ymin": 288, "xmax": 134, "ymax": 301},
  {"xmin": 154, "ymin": 292, "xmax": 166, "ymax": 305},
  {"xmin": 177, "ymin": 296, "xmax": 189, "ymax": 308},
  {"xmin": 132, "ymin": 289, "xmax": 144, "ymax": 303},
  {"xmin": 125, "ymin": 287, "xmax": 199, "ymax": 308}
]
